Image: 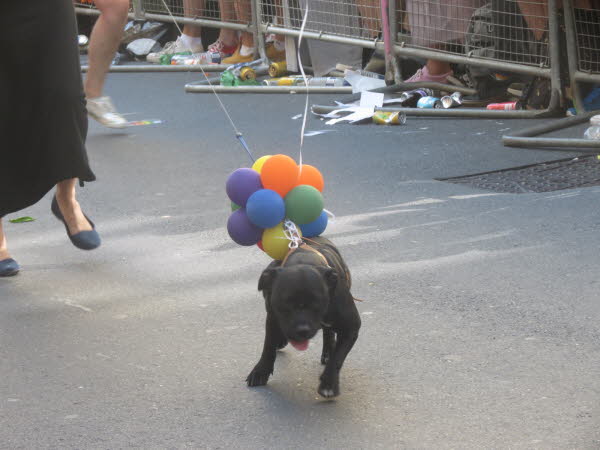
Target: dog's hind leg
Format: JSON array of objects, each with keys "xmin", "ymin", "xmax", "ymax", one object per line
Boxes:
[
  {"xmin": 246, "ymin": 313, "xmax": 284, "ymax": 387},
  {"xmin": 321, "ymin": 327, "xmax": 336, "ymax": 365},
  {"xmin": 318, "ymin": 327, "xmax": 360, "ymax": 398}
]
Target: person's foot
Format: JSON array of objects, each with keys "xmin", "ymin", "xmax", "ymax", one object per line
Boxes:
[
  {"xmin": 87, "ymin": 96, "xmax": 127, "ymax": 129},
  {"xmin": 0, "ymin": 232, "xmax": 18, "ymax": 277},
  {"xmin": 222, "ymin": 45, "xmax": 255, "ymax": 64},
  {"xmin": 52, "ymin": 196, "xmax": 100, "ymax": 250},
  {"xmin": 55, "ymin": 195, "xmax": 94, "ymax": 236},
  {"xmin": 405, "ymin": 65, "xmax": 453, "ymax": 83},
  {"xmin": 147, "ymin": 36, "xmax": 204, "ymax": 64},
  {"xmin": 207, "ymin": 39, "xmax": 238, "ymax": 59},
  {"xmin": 265, "ymin": 41, "xmax": 285, "ymax": 62}
]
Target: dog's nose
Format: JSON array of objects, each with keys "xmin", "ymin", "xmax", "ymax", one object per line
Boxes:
[{"xmin": 295, "ymin": 324, "xmax": 312, "ymax": 339}]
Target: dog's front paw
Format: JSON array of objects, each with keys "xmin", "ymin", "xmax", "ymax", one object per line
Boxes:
[
  {"xmin": 246, "ymin": 364, "xmax": 272, "ymax": 387},
  {"xmin": 318, "ymin": 376, "xmax": 340, "ymax": 398}
]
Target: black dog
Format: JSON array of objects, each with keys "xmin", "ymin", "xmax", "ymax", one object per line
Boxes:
[{"xmin": 246, "ymin": 237, "xmax": 361, "ymax": 398}]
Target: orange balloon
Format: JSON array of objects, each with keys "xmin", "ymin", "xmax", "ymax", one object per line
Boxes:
[
  {"xmin": 260, "ymin": 154, "xmax": 299, "ymax": 197},
  {"xmin": 297, "ymin": 164, "xmax": 324, "ymax": 192}
]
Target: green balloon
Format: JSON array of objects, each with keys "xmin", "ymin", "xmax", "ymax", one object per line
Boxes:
[
  {"xmin": 231, "ymin": 201, "xmax": 241, "ymax": 212},
  {"xmin": 285, "ymin": 185, "xmax": 324, "ymax": 225}
]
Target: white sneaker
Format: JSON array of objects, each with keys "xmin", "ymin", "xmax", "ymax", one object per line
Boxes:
[
  {"xmin": 146, "ymin": 36, "xmax": 204, "ymax": 64},
  {"xmin": 86, "ymin": 96, "xmax": 127, "ymax": 129}
]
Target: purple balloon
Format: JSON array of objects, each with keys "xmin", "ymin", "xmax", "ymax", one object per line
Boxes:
[
  {"xmin": 227, "ymin": 209, "xmax": 263, "ymax": 246},
  {"xmin": 226, "ymin": 168, "xmax": 263, "ymax": 207}
]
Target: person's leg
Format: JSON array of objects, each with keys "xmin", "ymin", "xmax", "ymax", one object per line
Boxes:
[
  {"xmin": 0, "ymin": 218, "xmax": 19, "ymax": 275},
  {"xmin": 0, "ymin": 219, "xmax": 10, "ymax": 261},
  {"xmin": 55, "ymin": 179, "xmax": 93, "ymax": 235},
  {"xmin": 425, "ymin": 59, "xmax": 451, "ymax": 76},
  {"xmin": 214, "ymin": 0, "xmax": 238, "ymax": 47},
  {"xmin": 515, "ymin": 1, "xmax": 548, "ymax": 40},
  {"xmin": 84, "ymin": 0, "xmax": 129, "ymax": 99},
  {"xmin": 223, "ymin": 0, "xmax": 255, "ymax": 62},
  {"xmin": 147, "ymin": 0, "xmax": 205, "ymax": 62},
  {"xmin": 84, "ymin": 0, "xmax": 129, "ymax": 128},
  {"xmin": 182, "ymin": 0, "xmax": 204, "ymax": 38},
  {"xmin": 356, "ymin": 0, "xmax": 381, "ymax": 39}
]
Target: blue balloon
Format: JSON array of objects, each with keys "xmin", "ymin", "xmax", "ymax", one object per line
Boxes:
[
  {"xmin": 299, "ymin": 210, "xmax": 328, "ymax": 237},
  {"xmin": 246, "ymin": 189, "xmax": 285, "ymax": 229}
]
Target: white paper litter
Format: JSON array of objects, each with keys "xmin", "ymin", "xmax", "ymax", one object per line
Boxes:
[
  {"xmin": 344, "ymin": 70, "xmax": 386, "ymax": 93},
  {"xmin": 304, "ymin": 130, "xmax": 336, "ymax": 136},
  {"xmin": 360, "ymin": 91, "xmax": 384, "ymax": 108},
  {"xmin": 325, "ymin": 106, "xmax": 374, "ymax": 125}
]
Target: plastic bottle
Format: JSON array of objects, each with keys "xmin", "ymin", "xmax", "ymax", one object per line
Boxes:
[
  {"xmin": 159, "ymin": 51, "xmax": 191, "ymax": 65},
  {"xmin": 170, "ymin": 51, "xmax": 222, "ymax": 65},
  {"xmin": 584, "ymin": 115, "xmax": 600, "ymax": 140}
]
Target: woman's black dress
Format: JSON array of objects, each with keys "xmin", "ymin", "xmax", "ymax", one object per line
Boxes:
[{"xmin": 0, "ymin": 0, "xmax": 96, "ymax": 218}]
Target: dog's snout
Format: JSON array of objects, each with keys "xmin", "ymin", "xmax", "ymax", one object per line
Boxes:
[{"xmin": 295, "ymin": 324, "xmax": 312, "ymax": 339}]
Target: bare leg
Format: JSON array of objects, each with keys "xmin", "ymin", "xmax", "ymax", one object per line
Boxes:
[
  {"xmin": 0, "ymin": 219, "xmax": 10, "ymax": 261},
  {"xmin": 356, "ymin": 0, "xmax": 381, "ymax": 39},
  {"xmin": 55, "ymin": 179, "xmax": 93, "ymax": 235},
  {"xmin": 218, "ymin": 0, "xmax": 238, "ymax": 45},
  {"xmin": 426, "ymin": 59, "xmax": 451, "ymax": 76},
  {"xmin": 515, "ymin": 1, "xmax": 548, "ymax": 40},
  {"xmin": 84, "ymin": 0, "xmax": 129, "ymax": 99},
  {"xmin": 183, "ymin": 0, "xmax": 204, "ymax": 37},
  {"xmin": 234, "ymin": 0, "xmax": 254, "ymax": 47}
]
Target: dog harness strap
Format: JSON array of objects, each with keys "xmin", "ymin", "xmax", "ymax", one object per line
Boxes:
[{"xmin": 280, "ymin": 242, "xmax": 330, "ymax": 268}]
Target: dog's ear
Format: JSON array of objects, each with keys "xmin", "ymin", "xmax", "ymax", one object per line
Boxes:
[
  {"xmin": 318, "ymin": 267, "xmax": 338, "ymax": 291},
  {"xmin": 258, "ymin": 267, "xmax": 280, "ymax": 291}
]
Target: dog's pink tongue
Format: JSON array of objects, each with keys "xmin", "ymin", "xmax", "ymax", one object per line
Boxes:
[{"xmin": 290, "ymin": 340, "xmax": 309, "ymax": 351}]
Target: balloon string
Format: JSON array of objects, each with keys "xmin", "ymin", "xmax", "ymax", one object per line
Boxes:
[
  {"xmin": 297, "ymin": 0, "xmax": 310, "ymax": 170},
  {"xmin": 283, "ymin": 219, "xmax": 303, "ymax": 249},
  {"xmin": 159, "ymin": 0, "xmax": 254, "ymax": 163}
]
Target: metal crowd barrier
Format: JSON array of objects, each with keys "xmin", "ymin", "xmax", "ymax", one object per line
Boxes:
[
  {"xmin": 75, "ymin": 0, "xmax": 597, "ymax": 124},
  {"xmin": 502, "ymin": 0, "xmax": 600, "ymax": 150}
]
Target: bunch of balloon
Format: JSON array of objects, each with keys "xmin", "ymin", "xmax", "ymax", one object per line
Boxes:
[{"xmin": 226, "ymin": 154, "xmax": 329, "ymax": 260}]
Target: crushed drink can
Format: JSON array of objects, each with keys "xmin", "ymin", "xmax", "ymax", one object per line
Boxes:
[
  {"xmin": 399, "ymin": 89, "xmax": 434, "ymax": 107},
  {"xmin": 262, "ymin": 76, "xmax": 348, "ymax": 87},
  {"xmin": 269, "ymin": 61, "xmax": 287, "ymax": 77},
  {"xmin": 417, "ymin": 96, "xmax": 443, "ymax": 109},
  {"xmin": 262, "ymin": 76, "xmax": 304, "ymax": 86},
  {"xmin": 486, "ymin": 101, "xmax": 520, "ymax": 110},
  {"xmin": 239, "ymin": 66, "xmax": 256, "ymax": 80},
  {"xmin": 372, "ymin": 111, "xmax": 407, "ymax": 125},
  {"xmin": 441, "ymin": 92, "xmax": 463, "ymax": 109}
]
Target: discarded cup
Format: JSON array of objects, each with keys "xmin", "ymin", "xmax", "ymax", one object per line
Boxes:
[
  {"xmin": 441, "ymin": 92, "xmax": 463, "ymax": 109},
  {"xmin": 487, "ymin": 101, "xmax": 520, "ymax": 110},
  {"xmin": 417, "ymin": 96, "xmax": 443, "ymax": 109},
  {"xmin": 372, "ymin": 111, "xmax": 407, "ymax": 125}
]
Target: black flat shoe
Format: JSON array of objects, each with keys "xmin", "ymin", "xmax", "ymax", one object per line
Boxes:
[
  {"xmin": 0, "ymin": 258, "xmax": 20, "ymax": 277},
  {"xmin": 51, "ymin": 196, "xmax": 101, "ymax": 250}
]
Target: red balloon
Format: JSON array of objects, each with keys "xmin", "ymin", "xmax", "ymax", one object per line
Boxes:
[
  {"xmin": 260, "ymin": 154, "xmax": 299, "ymax": 198},
  {"xmin": 297, "ymin": 164, "xmax": 324, "ymax": 192}
]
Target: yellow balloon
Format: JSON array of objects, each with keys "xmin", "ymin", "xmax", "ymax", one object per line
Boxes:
[
  {"xmin": 252, "ymin": 155, "xmax": 272, "ymax": 174},
  {"xmin": 262, "ymin": 222, "xmax": 302, "ymax": 260}
]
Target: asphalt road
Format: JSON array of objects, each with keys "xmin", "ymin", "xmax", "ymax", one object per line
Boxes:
[{"xmin": 1, "ymin": 73, "xmax": 599, "ymax": 449}]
